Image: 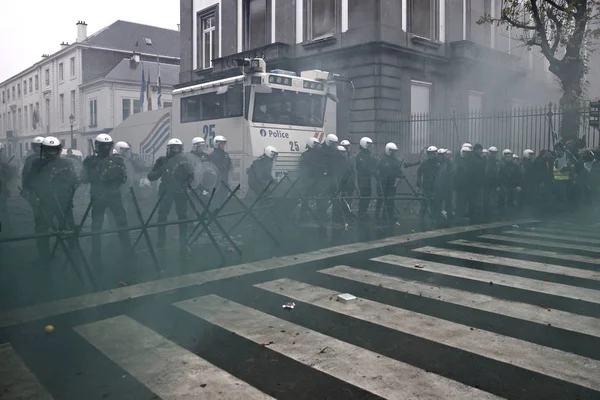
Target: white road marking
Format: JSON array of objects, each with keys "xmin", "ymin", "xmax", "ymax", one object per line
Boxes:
[
  {"xmin": 503, "ymin": 230, "xmax": 600, "ymax": 245},
  {"xmin": 478, "ymin": 234, "xmax": 600, "ymax": 255},
  {"xmin": 414, "ymin": 246, "xmax": 600, "ymax": 281},
  {"xmin": 175, "ymin": 294, "xmax": 503, "ymax": 400},
  {"xmin": 74, "ymin": 315, "xmax": 273, "ymax": 400},
  {"xmin": 525, "ymin": 227, "xmax": 600, "ymax": 238},
  {"xmin": 450, "ymin": 239, "xmax": 600, "ymax": 265},
  {"xmin": 0, "ymin": 220, "xmax": 531, "ymax": 328},
  {"xmin": 256, "ymin": 278, "xmax": 600, "ymax": 392},
  {"xmin": 372, "ymin": 254, "xmax": 600, "ymax": 305},
  {"xmin": 0, "ymin": 343, "xmax": 54, "ymax": 400},
  {"xmin": 319, "ymin": 265, "xmax": 600, "ymax": 338}
]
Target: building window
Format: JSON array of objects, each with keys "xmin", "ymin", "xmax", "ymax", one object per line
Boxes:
[
  {"xmin": 410, "ymin": 80, "xmax": 432, "ymax": 153},
  {"xmin": 133, "ymin": 99, "xmax": 141, "ymax": 114},
  {"xmin": 163, "ymin": 101, "xmax": 172, "ymax": 108},
  {"xmin": 89, "ymin": 99, "xmax": 97, "ymax": 127},
  {"xmin": 23, "ymin": 80, "xmax": 27, "ymax": 95},
  {"xmin": 17, "ymin": 84, "xmax": 20, "ymax": 98},
  {"xmin": 35, "ymin": 75, "xmax": 39, "ymax": 90},
  {"xmin": 59, "ymin": 94, "xmax": 65, "ymax": 124},
  {"xmin": 199, "ymin": 12, "xmax": 217, "ymax": 69},
  {"xmin": 45, "ymin": 69, "xmax": 50, "ymax": 86},
  {"xmin": 18, "ymin": 108, "xmax": 22, "ymax": 132},
  {"xmin": 122, "ymin": 99, "xmax": 131, "ymax": 121},
  {"xmin": 1, "ymin": 91, "xmax": 4, "ymax": 103},
  {"xmin": 244, "ymin": 0, "xmax": 269, "ymax": 50},
  {"xmin": 409, "ymin": 0, "xmax": 439, "ymax": 40},
  {"xmin": 12, "ymin": 86, "xmax": 15, "ymax": 100},
  {"xmin": 70, "ymin": 57, "xmax": 75, "ymax": 77},
  {"xmin": 29, "ymin": 78, "xmax": 32, "ymax": 93},
  {"xmin": 45, "ymin": 99, "xmax": 50, "ymax": 132},
  {"xmin": 71, "ymin": 90, "xmax": 76, "ymax": 117},
  {"xmin": 305, "ymin": 0, "xmax": 337, "ymax": 41},
  {"xmin": 59, "ymin": 63, "xmax": 64, "ymax": 82},
  {"xmin": 24, "ymin": 106, "xmax": 28, "ymax": 131}
]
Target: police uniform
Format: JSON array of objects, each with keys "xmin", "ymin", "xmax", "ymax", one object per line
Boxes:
[
  {"xmin": 208, "ymin": 148, "xmax": 232, "ymax": 186},
  {"xmin": 498, "ymin": 160, "xmax": 523, "ymax": 219},
  {"xmin": 355, "ymin": 148, "xmax": 377, "ymax": 220},
  {"xmin": 433, "ymin": 158, "xmax": 454, "ymax": 225},
  {"xmin": 247, "ymin": 155, "xmax": 274, "ymax": 197},
  {"xmin": 376, "ymin": 154, "xmax": 403, "ymax": 223},
  {"xmin": 27, "ymin": 157, "xmax": 78, "ymax": 258},
  {"xmin": 466, "ymin": 151, "xmax": 486, "ymax": 223},
  {"xmin": 83, "ymin": 153, "xmax": 132, "ymax": 262},
  {"xmin": 299, "ymin": 145, "xmax": 324, "ymax": 220},
  {"xmin": 417, "ymin": 157, "xmax": 439, "ymax": 227},
  {"xmin": 148, "ymin": 155, "xmax": 192, "ymax": 249},
  {"xmin": 191, "ymin": 150, "xmax": 209, "ymax": 162},
  {"xmin": 484, "ymin": 156, "xmax": 500, "ymax": 221}
]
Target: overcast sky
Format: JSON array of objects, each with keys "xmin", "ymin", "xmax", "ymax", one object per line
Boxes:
[{"xmin": 0, "ymin": 0, "xmax": 179, "ymax": 82}]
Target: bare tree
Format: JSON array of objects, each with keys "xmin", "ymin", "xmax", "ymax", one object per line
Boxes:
[{"xmin": 479, "ymin": 0, "xmax": 600, "ymax": 139}]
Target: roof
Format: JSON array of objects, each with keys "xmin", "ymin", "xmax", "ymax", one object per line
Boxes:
[
  {"xmin": 82, "ymin": 20, "xmax": 180, "ymax": 59},
  {"xmin": 104, "ymin": 59, "xmax": 179, "ymax": 86}
]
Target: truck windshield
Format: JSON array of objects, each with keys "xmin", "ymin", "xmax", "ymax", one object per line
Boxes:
[{"xmin": 253, "ymin": 89, "xmax": 325, "ymax": 127}]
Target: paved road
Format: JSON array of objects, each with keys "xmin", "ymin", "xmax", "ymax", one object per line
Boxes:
[{"xmin": 1, "ymin": 220, "xmax": 599, "ymax": 400}]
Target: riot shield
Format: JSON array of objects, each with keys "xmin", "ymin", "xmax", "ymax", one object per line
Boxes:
[
  {"xmin": 121, "ymin": 157, "xmax": 136, "ymax": 195},
  {"xmin": 192, "ymin": 161, "xmax": 221, "ymax": 194},
  {"xmin": 62, "ymin": 157, "xmax": 85, "ymax": 182},
  {"xmin": 163, "ymin": 153, "xmax": 198, "ymax": 193}
]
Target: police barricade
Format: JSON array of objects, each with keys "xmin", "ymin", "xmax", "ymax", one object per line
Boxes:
[{"xmin": 0, "ymin": 153, "xmax": 429, "ymax": 291}]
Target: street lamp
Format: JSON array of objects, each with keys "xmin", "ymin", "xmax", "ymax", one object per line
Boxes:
[{"xmin": 69, "ymin": 114, "xmax": 75, "ymax": 149}]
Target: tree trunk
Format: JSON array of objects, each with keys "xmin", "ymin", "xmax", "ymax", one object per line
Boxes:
[{"xmin": 557, "ymin": 64, "xmax": 585, "ymax": 141}]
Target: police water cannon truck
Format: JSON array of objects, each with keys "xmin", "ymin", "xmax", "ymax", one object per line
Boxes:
[{"xmin": 171, "ymin": 58, "xmax": 340, "ymax": 196}]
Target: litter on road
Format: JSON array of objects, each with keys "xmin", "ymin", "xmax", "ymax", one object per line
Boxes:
[
  {"xmin": 337, "ymin": 293, "xmax": 357, "ymax": 304},
  {"xmin": 282, "ymin": 302, "xmax": 295, "ymax": 309}
]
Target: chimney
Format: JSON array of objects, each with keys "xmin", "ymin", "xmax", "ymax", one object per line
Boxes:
[
  {"xmin": 60, "ymin": 42, "xmax": 69, "ymax": 49},
  {"xmin": 41, "ymin": 54, "xmax": 49, "ymax": 58},
  {"xmin": 76, "ymin": 21, "xmax": 88, "ymax": 42}
]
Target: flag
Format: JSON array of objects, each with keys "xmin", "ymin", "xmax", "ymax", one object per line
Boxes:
[
  {"xmin": 140, "ymin": 69, "xmax": 146, "ymax": 111},
  {"xmin": 157, "ymin": 57, "xmax": 162, "ymax": 108},
  {"xmin": 147, "ymin": 69, "xmax": 152, "ymax": 111}
]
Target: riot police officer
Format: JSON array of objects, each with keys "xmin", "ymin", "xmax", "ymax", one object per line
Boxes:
[
  {"xmin": 298, "ymin": 137, "xmax": 323, "ymax": 221},
  {"xmin": 467, "ymin": 143, "xmax": 486, "ymax": 223},
  {"xmin": 21, "ymin": 136, "xmax": 45, "ymax": 213},
  {"xmin": 521, "ymin": 149, "xmax": 536, "ymax": 210},
  {"xmin": 317, "ymin": 134, "xmax": 339, "ymax": 218},
  {"xmin": 417, "ymin": 146, "xmax": 440, "ymax": 228},
  {"xmin": 248, "ymin": 146, "xmax": 277, "ymax": 197},
  {"xmin": 83, "ymin": 134, "xmax": 132, "ymax": 266},
  {"xmin": 498, "ymin": 149, "xmax": 522, "ymax": 219},
  {"xmin": 484, "ymin": 146, "xmax": 500, "ymax": 221},
  {"xmin": 355, "ymin": 137, "xmax": 377, "ymax": 221},
  {"xmin": 26, "ymin": 137, "xmax": 78, "ymax": 259},
  {"xmin": 376, "ymin": 142, "xmax": 403, "ymax": 224},
  {"xmin": 191, "ymin": 137, "xmax": 209, "ymax": 161},
  {"xmin": 208, "ymin": 135, "xmax": 232, "ymax": 186},
  {"xmin": 148, "ymin": 138, "xmax": 192, "ymax": 251},
  {"xmin": 454, "ymin": 145, "xmax": 472, "ymax": 218},
  {"xmin": 433, "ymin": 148, "xmax": 454, "ymax": 225}
]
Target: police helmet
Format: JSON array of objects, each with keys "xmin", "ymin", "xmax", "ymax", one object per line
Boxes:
[
  {"xmin": 385, "ymin": 142, "xmax": 399, "ymax": 156},
  {"xmin": 33, "ymin": 136, "xmax": 45, "ymax": 145},
  {"xmin": 167, "ymin": 138, "xmax": 184, "ymax": 156},
  {"xmin": 264, "ymin": 145, "xmax": 278, "ymax": 159},
  {"xmin": 359, "ymin": 137, "xmax": 373, "ymax": 149},
  {"xmin": 337, "ymin": 145, "xmax": 347, "ymax": 153},
  {"xmin": 427, "ymin": 145, "xmax": 438, "ymax": 153},
  {"xmin": 115, "ymin": 141, "xmax": 130, "ymax": 156},
  {"xmin": 482, "ymin": 148, "xmax": 489, "ymax": 155},
  {"xmin": 214, "ymin": 135, "xmax": 227, "ymax": 145},
  {"xmin": 437, "ymin": 148, "xmax": 448, "ymax": 154},
  {"xmin": 488, "ymin": 146, "xmax": 499, "ymax": 153},
  {"xmin": 95, "ymin": 133, "xmax": 113, "ymax": 143},
  {"xmin": 41, "ymin": 136, "xmax": 62, "ymax": 160},
  {"xmin": 340, "ymin": 139, "xmax": 350, "ymax": 148},
  {"xmin": 462, "ymin": 142, "xmax": 473, "ymax": 149},
  {"xmin": 460, "ymin": 146, "xmax": 472, "ymax": 158},
  {"xmin": 306, "ymin": 137, "xmax": 320, "ymax": 149},
  {"xmin": 502, "ymin": 149, "xmax": 513, "ymax": 156},
  {"xmin": 324, "ymin": 134, "xmax": 339, "ymax": 147},
  {"xmin": 513, "ymin": 154, "xmax": 520, "ymax": 160},
  {"xmin": 523, "ymin": 149, "xmax": 535, "ymax": 159},
  {"xmin": 192, "ymin": 137, "xmax": 206, "ymax": 151}
]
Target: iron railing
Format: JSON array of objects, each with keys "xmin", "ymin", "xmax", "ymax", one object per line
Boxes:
[{"xmin": 381, "ymin": 104, "xmax": 600, "ymax": 155}]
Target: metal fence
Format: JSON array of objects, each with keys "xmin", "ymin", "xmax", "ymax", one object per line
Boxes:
[{"xmin": 381, "ymin": 104, "xmax": 600, "ymax": 155}]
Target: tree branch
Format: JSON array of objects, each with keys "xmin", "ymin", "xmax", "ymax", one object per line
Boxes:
[
  {"xmin": 501, "ymin": 12, "xmax": 537, "ymax": 30},
  {"xmin": 542, "ymin": 0, "xmax": 568, "ymax": 12},
  {"xmin": 546, "ymin": 8, "xmax": 563, "ymax": 54},
  {"xmin": 530, "ymin": 0, "xmax": 561, "ymax": 65}
]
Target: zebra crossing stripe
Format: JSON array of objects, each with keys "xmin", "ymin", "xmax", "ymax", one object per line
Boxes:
[
  {"xmin": 525, "ymin": 227, "xmax": 600, "ymax": 238},
  {"xmin": 255, "ymin": 278, "xmax": 600, "ymax": 392},
  {"xmin": 74, "ymin": 315, "xmax": 274, "ymax": 400},
  {"xmin": 413, "ymin": 246, "xmax": 600, "ymax": 281},
  {"xmin": 319, "ymin": 265, "xmax": 600, "ymax": 339},
  {"xmin": 0, "ymin": 343, "xmax": 54, "ymax": 400},
  {"xmin": 478, "ymin": 234, "xmax": 600, "ymax": 255},
  {"xmin": 502, "ymin": 230, "xmax": 600, "ymax": 245},
  {"xmin": 372, "ymin": 254, "xmax": 600, "ymax": 305},
  {"xmin": 175, "ymin": 294, "xmax": 501, "ymax": 400},
  {"xmin": 0, "ymin": 220, "xmax": 528, "ymax": 328},
  {"xmin": 449, "ymin": 239, "xmax": 600, "ymax": 265}
]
